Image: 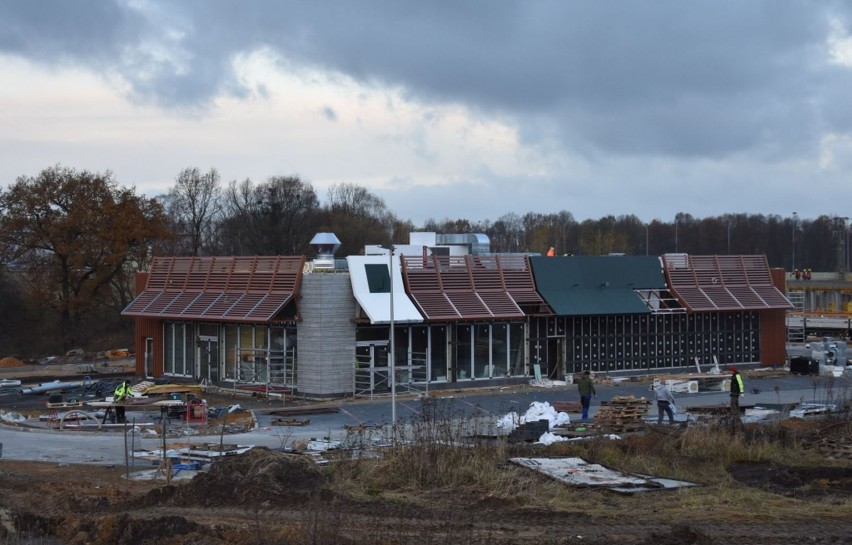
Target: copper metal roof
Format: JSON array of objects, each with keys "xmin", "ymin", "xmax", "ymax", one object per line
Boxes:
[
  {"xmin": 400, "ymin": 254, "xmax": 548, "ymax": 321},
  {"xmin": 122, "ymin": 256, "xmax": 305, "ymax": 322},
  {"xmin": 663, "ymin": 255, "xmax": 792, "ymax": 312}
]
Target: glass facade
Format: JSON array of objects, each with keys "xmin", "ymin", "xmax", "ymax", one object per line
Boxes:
[
  {"xmin": 158, "ymin": 308, "xmax": 761, "ymax": 393},
  {"xmin": 355, "ymin": 322, "xmax": 527, "ymax": 383},
  {"xmin": 162, "ymin": 321, "xmax": 296, "ymax": 383}
]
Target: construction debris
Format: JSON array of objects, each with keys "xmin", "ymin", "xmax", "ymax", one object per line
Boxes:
[
  {"xmin": 134, "ymin": 443, "xmax": 255, "ymax": 463},
  {"xmin": 272, "ymin": 418, "xmax": 310, "ymax": 426},
  {"xmin": 510, "ymin": 457, "xmax": 698, "ymax": 494},
  {"xmin": 594, "ymin": 395, "xmax": 651, "ymax": 432},
  {"xmin": 105, "ymin": 348, "xmax": 130, "ymax": 360}
]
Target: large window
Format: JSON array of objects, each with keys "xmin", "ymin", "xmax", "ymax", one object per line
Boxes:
[
  {"xmin": 492, "ymin": 324, "xmax": 508, "ymax": 377},
  {"xmin": 163, "ymin": 322, "xmax": 193, "ymax": 377},
  {"xmin": 456, "ymin": 325, "xmax": 472, "ymax": 380},
  {"xmin": 430, "ymin": 326, "xmax": 447, "ymax": 382},
  {"xmin": 510, "ymin": 323, "xmax": 525, "ymax": 376},
  {"xmin": 474, "ymin": 324, "xmax": 491, "ymax": 378},
  {"xmin": 183, "ymin": 325, "xmax": 195, "ymax": 376},
  {"xmin": 216, "ymin": 324, "xmax": 289, "ymax": 383},
  {"xmin": 224, "ymin": 324, "xmax": 238, "ymax": 380},
  {"xmin": 164, "ymin": 323, "xmax": 174, "ymax": 375},
  {"xmin": 410, "ymin": 326, "xmax": 429, "ymax": 382}
]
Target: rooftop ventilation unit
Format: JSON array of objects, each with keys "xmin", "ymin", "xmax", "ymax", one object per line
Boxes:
[{"xmin": 310, "ymin": 232, "xmax": 341, "ymax": 269}]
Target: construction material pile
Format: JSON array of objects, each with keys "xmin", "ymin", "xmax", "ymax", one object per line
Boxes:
[
  {"xmin": 594, "ymin": 395, "xmax": 651, "ymax": 432},
  {"xmin": 0, "ymin": 357, "xmax": 24, "ymax": 368}
]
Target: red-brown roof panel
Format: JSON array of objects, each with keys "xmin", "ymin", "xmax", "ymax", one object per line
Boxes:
[
  {"xmin": 401, "ymin": 254, "xmax": 545, "ymax": 321},
  {"xmin": 671, "ymin": 286, "xmax": 717, "ymax": 311},
  {"xmin": 410, "ymin": 292, "xmax": 460, "ymax": 320},
  {"xmin": 446, "ymin": 292, "xmax": 492, "ymax": 319},
  {"xmin": 699, "ymin": 286, "xmax": 740, "ymax": 309},
  {"xmin": 663, "ymin": 254, "xmax": 791, "ymax": 312},
  {"xmin": 122, "ymin": 290, "xmax": 160, "ymax": 315},
  {"xmin": 122, "ymin": 256, "xmax": 304, "ymax": 322},
  {"xmin": 477, "ymin": 291, "xmax": 524, "ymax": 317}
]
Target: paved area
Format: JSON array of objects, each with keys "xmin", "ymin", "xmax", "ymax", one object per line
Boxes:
[{"xmin": 1, "ymin": 370, "xmax": 847, "ymax": 467}]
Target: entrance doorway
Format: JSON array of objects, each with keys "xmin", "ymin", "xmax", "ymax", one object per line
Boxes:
[
  {"xmin": 198, "ymin": 335, "xmax": 219, "ymax": 383},
  {"xmin": 546, "ymin": 338, "xmax": 565, "ymax": 380},
  {"xmin": 144, "ymin": 338, "xmax": 154, "ymax": 378}
]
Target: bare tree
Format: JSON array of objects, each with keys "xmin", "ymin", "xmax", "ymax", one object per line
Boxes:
[
  {"xmin": 160, "ymin": 167, "xmax": 223, "ymax": 256},
  {"xmin": 219, "ymin": 176, "xmax": 320, "ymax": 255},
  {"xmin": 323, "ymin": 183, "xmax": 395, "ymax": 255}
]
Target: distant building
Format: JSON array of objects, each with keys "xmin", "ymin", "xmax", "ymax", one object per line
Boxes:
[
  {"xmin": 785, "ymin": 270, "xmax": 852, "ymax": 340},
  {"xmin": 122, "ymin": 233, "xmax": 791, "ymax": 398}
]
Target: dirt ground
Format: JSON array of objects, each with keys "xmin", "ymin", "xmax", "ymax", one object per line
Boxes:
[
  {"xmin": 1, "ymin": 422, "xmax": 851, "ymax": 545},
  {"xmin": 2, "ymin": 364, "xmax": 851, "ymax": 544}
]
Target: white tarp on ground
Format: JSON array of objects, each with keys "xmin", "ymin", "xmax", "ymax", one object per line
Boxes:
[
  {"xmin": 495, "ymin": 401, "xmax": 570, "ymax": 433},
  {"xmin": 510, "ymin": 457, "xmax": 699, "ymax": 494},
  {"xmin": 0, "ymin": 410, "xmax": 26, "ymax": 423}
]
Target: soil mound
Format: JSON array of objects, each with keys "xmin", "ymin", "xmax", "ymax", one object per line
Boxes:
[
  {"xmin": 163, "ymin": 447, "xmax": 328, "ymax": 507},
  {"xmin": 0, "ymin": 357, "xmax": 24, "ymax": 368},
  {"xmin": 640, "ymin": 525, "xmax": 712, "ymax": 545},
  {"xmin": 728, "ymin": 461, "xmax": 852, "ymax": 499}
]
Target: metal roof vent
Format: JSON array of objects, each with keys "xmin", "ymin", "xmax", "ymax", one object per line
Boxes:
[{"xmin": 310, "ymin": 232, "xmax": 341, "ymax": 269}]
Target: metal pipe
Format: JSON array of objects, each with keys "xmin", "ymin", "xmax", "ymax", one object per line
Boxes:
[{"xmin": 19, "ymin": 380, "xmax": 84, "ymax": 395}]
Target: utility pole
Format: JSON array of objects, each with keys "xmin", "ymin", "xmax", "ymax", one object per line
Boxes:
[
  {"xmin": 381, "ymin": 244, "xmax": 397, "ymax": 428},
  {"xmin": 792, "ymin": 212, "xmax": 797, "ymax": 272},
  {"xmin": 727, "ymin": 220, "xmax": 732, "ymax": 254}
]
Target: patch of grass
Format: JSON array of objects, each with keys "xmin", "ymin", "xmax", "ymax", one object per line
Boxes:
[{"xmin": 324, "ymin": 397, "xmax": 852, "ymax": 526}]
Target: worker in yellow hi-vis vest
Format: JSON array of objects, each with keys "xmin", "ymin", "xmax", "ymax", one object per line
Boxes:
[
  {"xmin": 113, "ymin": 380, "xmax": 132, "ymax": 423},
  {"xmin": 729, "ymin": 367, "xmax": 745, "ymax": 417}
]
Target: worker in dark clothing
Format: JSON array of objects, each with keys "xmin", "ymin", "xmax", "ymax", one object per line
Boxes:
[
  {"xmin": 576, "ymin": 370, "xmax": 596, "ymax": 420},
  {"xmin": 113, "ymin": 380, "xmax": 132, "ymax": 423}
]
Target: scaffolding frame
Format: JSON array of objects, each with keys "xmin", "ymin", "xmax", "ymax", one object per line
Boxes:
[
  {"xmin": 353, "ymin": 350, "xmax": 428, "ymax": 400},
  {"xmin": 231, "ymin": 346, "xmax": 296, "ymax": 400}
]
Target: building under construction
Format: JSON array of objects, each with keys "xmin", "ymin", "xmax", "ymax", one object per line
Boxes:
[{"xmin": 122, "ymin": 233, "xmax": 791, "ymax": 398}]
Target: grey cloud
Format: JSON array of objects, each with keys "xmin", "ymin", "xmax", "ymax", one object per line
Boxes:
[
  {"xmin": 0, "ymin": 1, "xmax": 146, "ymax": 66},
  {"xmin": 3, "ymin": 0, "xmax": 852, "ymax": 161},
  {"xmin": 321, "ymin": 106, "xmax": 337, "ymax": 121}
]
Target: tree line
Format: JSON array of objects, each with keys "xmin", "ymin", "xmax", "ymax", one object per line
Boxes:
[{"xmin": 0, "ymin": 164, "xmax": 848, "ymax": 357}]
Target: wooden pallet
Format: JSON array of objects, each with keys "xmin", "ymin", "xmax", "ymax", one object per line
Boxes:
[
  {"xmin": 344, "ymin": 423, "xmax": 384, "ymax": 431},
  {"xmin": 552, "ymin": 401, "xmax": 582, "ymax": 413},
  {"xmin": 595, "ymin": 396, "xmax": 651, "ymax": 431},
  {"xmin": 601, "ymin": 422, "xmax": 647, "ymax": 433}
]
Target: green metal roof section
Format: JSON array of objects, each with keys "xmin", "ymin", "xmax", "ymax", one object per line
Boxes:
[{"xmin": 529, "ymin": 255, "xmax": 666, "ymax": 315}]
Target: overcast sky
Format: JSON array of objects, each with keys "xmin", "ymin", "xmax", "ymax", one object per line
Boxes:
[{"xmin": 2, "ymin": 1, "xmax": 851, "ymax": 226}]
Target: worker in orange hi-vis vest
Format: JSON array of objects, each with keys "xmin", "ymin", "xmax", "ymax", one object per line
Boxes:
[{"xmin": 546, "ymin": 247, "xmax": 555, "ymax": 256}]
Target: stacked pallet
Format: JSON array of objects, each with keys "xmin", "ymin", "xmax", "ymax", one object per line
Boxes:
[{"xmin": 594, "ymin": 396, "xmax": 651, "ymax": 432}]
